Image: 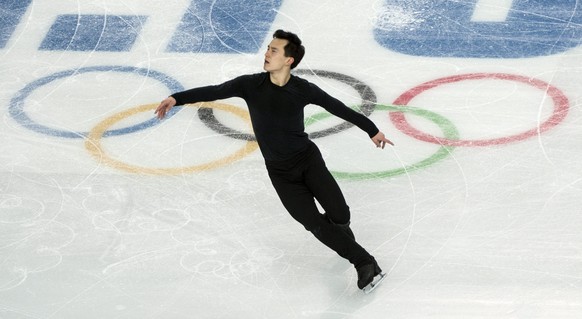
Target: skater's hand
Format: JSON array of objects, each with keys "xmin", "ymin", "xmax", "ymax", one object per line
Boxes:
[
  {"xmin": 371, "ymin": 131, "xmax": 393, "ymax": 149},
  {"xmin": 155, "ymin": 96, "xmax": 177, "ymax": 119}
]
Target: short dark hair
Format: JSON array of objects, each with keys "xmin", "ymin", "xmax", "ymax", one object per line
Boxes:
[{"xmin": 273, "ymin": 29, "xmax": 305, "ymax": 69}]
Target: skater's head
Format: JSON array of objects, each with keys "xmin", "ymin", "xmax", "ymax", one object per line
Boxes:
[{"xmin": 264, "ymin": 30, "xmax": 305, "ymax": 71}]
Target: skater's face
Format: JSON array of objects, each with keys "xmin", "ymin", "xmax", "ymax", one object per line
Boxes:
[{"xmin": 263, "ymin": 38, "xmax": 294, "ymax": 73}]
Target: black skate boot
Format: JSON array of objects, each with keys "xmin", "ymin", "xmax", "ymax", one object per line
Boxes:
[{"xmin": 356, "ymin": 256, "xmax": 386, "ymax": 293}]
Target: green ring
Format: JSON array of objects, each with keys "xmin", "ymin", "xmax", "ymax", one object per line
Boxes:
[{"xmin": 305, "ymin": 104, "xmax": 460, "ymax": 180}]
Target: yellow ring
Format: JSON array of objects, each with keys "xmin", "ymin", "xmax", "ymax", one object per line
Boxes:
[{"xmin": 85, "ymin": 102, "xmax": 258, "ymax": 175}]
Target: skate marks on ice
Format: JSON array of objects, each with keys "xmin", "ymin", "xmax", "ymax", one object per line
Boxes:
[
  {"xmin": 88, "ymin": 169, "xmax": 282, "ymax": 283},
  {"xmin": 0, "ymin": 170, "xmax": 74, "ymax": 291},
  {"xmin": 0, "ymin": 164, "xmax": 285, "ymax": 292}
]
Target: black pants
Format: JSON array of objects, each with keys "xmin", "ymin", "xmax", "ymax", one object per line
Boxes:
[{"xmin": 265, "ymin": 142, "xmax": 372, "ymax": 267}]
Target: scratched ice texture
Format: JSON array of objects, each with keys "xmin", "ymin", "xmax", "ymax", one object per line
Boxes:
[{"xmin": 1, "ymin": 1, "xmax": 581, "ymax": 318}]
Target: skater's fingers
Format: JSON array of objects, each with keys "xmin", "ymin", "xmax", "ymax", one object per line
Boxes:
[
  {"xmin": 371, "ymin": 131, "xmax": 394, "ymax": 149},
  {"xmin": 155, "ymin": 97, "xmax": 176, "ymax": 120}
]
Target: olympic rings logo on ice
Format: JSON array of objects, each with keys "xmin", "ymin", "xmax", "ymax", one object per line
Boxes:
[
  {"xmin": 9, "ymin": 65, "xmax": 570, "ymax": 179},
  {"xmin": 85, "ymin": 102, "xmax": 260, "ymax": 175}
]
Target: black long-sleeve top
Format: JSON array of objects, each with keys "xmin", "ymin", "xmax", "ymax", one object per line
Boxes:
[{"xmin": 171, "ymin": 72, "xmax": 379, "ymax": 161}]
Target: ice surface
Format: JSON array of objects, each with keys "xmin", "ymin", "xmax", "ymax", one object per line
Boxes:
[{"xmin": 1, "ymin": 0, "xmax": 581, "ymax": 318}]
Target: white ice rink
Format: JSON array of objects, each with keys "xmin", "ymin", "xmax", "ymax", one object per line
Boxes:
[{"xmin": 1, "ymin": 1, "xmax": 581, "ymax": 318}]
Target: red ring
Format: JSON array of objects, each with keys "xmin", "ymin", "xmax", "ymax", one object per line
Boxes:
[{"xmin": 389, "ymin": 73, "xmax": 569, "ymax": 146}]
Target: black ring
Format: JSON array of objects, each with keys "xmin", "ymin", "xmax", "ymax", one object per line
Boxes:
[{"xmin": 197, "ymin": 69, "xmax": 377, "ymax": 141}]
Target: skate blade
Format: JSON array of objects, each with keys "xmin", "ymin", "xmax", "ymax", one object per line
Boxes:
[{"xmin": 362, "ymin": 272, "xmax": 386, "ymax": 294}]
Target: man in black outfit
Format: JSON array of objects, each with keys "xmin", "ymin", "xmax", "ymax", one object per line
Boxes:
[{"xmin": 155, "ymin": 30, "xmax": 393, "ymax": 292}]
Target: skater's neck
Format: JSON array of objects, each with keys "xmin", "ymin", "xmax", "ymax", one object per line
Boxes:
[{"xmin": 269, "ymin": 70, "xmax": 291, "ymax": 87}]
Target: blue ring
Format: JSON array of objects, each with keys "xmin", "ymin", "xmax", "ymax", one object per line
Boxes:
[{"xmin": 9, "ymin": 65, "xmax": 184, "ymax": 138}]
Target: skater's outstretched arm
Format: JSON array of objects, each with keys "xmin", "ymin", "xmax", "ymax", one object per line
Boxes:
[
  {"xmin": 154, "ymin": 75, "xmax": 252, "ymax": 120},
  {"xmin": 306, "ymin": 82, "xmax": 394, "ymax": 149}
]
